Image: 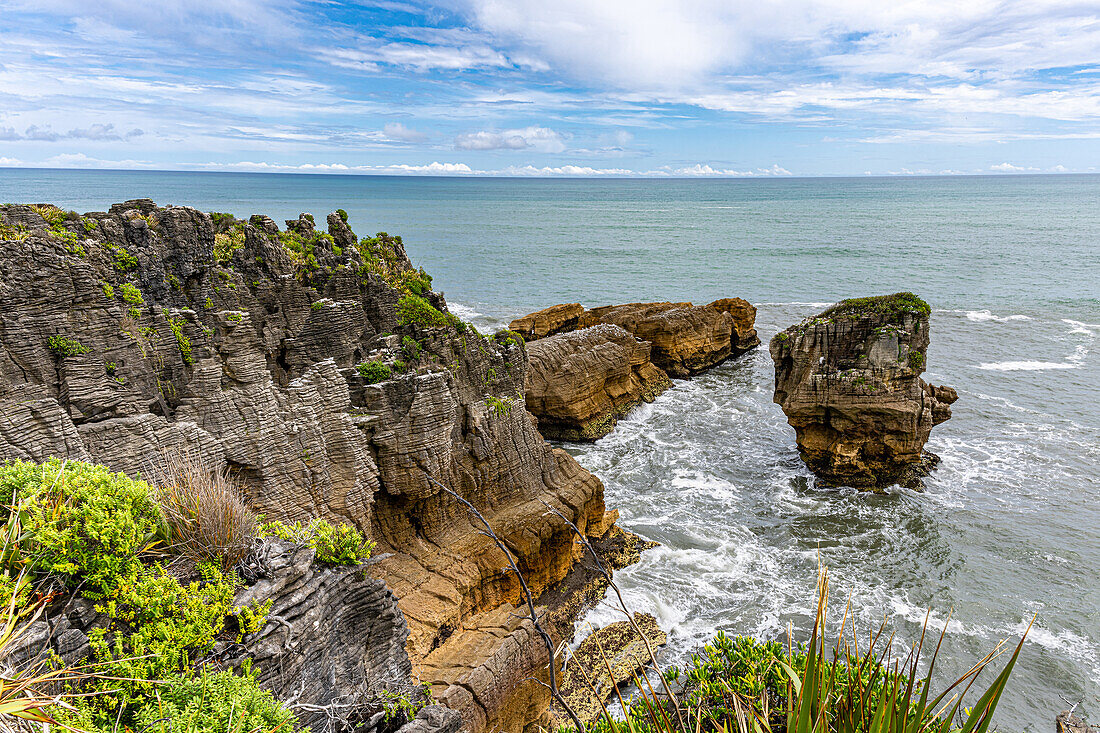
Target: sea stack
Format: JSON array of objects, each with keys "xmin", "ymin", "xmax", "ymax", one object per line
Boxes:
[{"xmin": 770, "ymin": 292, "xmax": 958, "ymax": 490}]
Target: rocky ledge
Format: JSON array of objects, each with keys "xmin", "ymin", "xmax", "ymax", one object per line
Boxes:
[
  {"xmin": 525, "ymin": 324, "xmax": 671, "ymax": 441},
  {"xmin": 511, "ymin": 298, "xmax": 759, "ymax": 378},
  {"xmin": 510, "ymin": 298, "xmax": 758, "ymax": 441},
  {"xmin": 769, "ymin": 293, "xmax": 958, "ymax": 490},
  {"xmin": 0, "ymin": 201, "xmax": 643, "ymax": 732}
]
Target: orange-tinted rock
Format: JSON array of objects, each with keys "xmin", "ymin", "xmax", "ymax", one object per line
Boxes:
[
  {"xmin": 770, "ymin": 293, "xmax": 957, "ymax": 490},
  {"xmin": 525, "ymin": 325, "xmax": 671, "ymax": 441},
  {"xmin": 509, "ymin": 303, "xmax": 585, "ymax": 340}
]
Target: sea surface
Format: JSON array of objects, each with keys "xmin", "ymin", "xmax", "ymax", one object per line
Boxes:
[{"xmin": 3, "ymin": 169, "xmax": 1098, "ymax": 730}]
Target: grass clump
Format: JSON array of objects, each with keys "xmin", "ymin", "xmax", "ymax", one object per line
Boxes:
[
  {"xmin": 821, "ymin": 292, "xmax": 930, "ymax": 323},
  {"xmin": 0, "ymin": 221, "xmax": 29, "ymax": 241},
  {"xmin": 164, "ymin": 311, "xmax": 193, "ymax": 364},
  {"xmin": 134, "ymin": 665, "xmax": 294, "ymax": 733},
  {"xmin": 486, "ymin": 395, "xmax": 515, "ymax": 416},
  {"xmin": 213, "ymin": 225, "xmax": 246, "ymax": 265},
  {"xmin": 357, "ymin": 360, "xmax": 392, "ymax": 384},
  {"xmin": 260, "ymin": 518, "xmax": 374, "ymax": 566},
  {"xmin": 150, "ymin": 451, "xmax": 257, "ymax": 571},
  {"xmin": 908, "ymin": 350, "xmax": 925, "ymax": 370},
  {"xmin": 397, "ymin": 294, "xmax": 448, "ymax": 329},
  {"xmin": 47, "ymin": 334, "xmax": 89, "ymax": 358}
]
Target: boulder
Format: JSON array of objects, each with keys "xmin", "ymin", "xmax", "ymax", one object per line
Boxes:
[
  {"xmin": 770, "ymin": 293, "xmax": 958, "ymax": 490},
  {"xmin": 525, "ymin": 324, "xmax": 672, "ymax": 441},
  {"xmin": 558, "ymin": 613, "xmax": 668, "ymax": 725},
  {"xmin": 1058, "ymin": 711, "xmax": 1097, "ymax": 733},
  {"xmin": 510, "ymin": 298, "xmax": 760, "ymax": 379}
]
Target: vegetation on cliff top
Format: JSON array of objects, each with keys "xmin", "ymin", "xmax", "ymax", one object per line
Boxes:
[{"xmin": 821, "ymin": 292, "xmax": 931, "ymax": 322}]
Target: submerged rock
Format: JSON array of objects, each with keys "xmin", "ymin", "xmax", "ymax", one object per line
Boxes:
[
  {"xmin": 769, "ymin": 293, "xmax": 958, "ymax": 490},
  {"xmin": 511, "ymin": 298, "xmax": 760, "ymax": 380},
  {"xmin": 558, "ymin": 613, "xmax": 668, "ymax": 725},
  {"xmin": 525, "ymin": 324, "xmax": 672, "ymax": 441}
]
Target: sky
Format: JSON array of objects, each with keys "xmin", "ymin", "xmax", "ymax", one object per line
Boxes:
[{"xmin": 1, "ymin": 0, "xmax": 1100, "ymax": 177}]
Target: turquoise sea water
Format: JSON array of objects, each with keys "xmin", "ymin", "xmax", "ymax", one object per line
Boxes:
[{"xmin": 2, "ymin": 169, "xmax": 1098, "ymax": 730}]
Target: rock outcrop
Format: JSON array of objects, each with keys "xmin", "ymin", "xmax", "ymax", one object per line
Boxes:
[
  {"xmin": 769, "ymin": 293, "xmax": 958, "ymax": 490},
  {"xmin": 0, "ymin": 201, "xmax": 628, "ymax": 732},
  {"xmin": 525, "ymin": 325, "xmax": 671, "ymax": 441},
  {"xmin": 558, "ymin": 613, "xmax": 668, "ymax": 725},
  {"xmin": 511, "ymin": 299, "xmax": 759, "ymax": 379}
]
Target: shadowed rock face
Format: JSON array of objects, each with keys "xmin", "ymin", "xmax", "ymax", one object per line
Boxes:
[
  {"xmin": 511, "ymin": 298, "xmax": 760, "ymax": 379},
  {"xmin": 0, "ymin": 201, "xmax": 617, "ymax": 732},
  {"xmin": 769, "ymin": 293, "xmax": 958, "ymax": 490},
  {"xmin": 525, "ymin": 324, "xmax": 671, "ymax": 441}
]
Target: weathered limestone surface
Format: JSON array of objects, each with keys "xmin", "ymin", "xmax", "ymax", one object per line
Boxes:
[
  {"xmin": 525, "ymin": 325, "xmax": 671, "ymax": 441},
  {"xmin": 0, "ymin": 201, "xmax": 622, "ymax": 732},
  {"xmin": 511, "ymin": 298, "xmax": 759, "ymax": 379},
  {"xmin": 558, "ymin": 613, "xmax": 668, "ymax": 725},
  {"xmin": 769, "ymin": 293, "xmax": 958, "ymax": 490}
]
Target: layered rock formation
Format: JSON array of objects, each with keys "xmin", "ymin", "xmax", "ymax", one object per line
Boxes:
[
  {"xmin": 525, "ymin": 325, "xmax": 671, "ymax": 441},
  {"xmin": 770, "ymin": 293, "xmax": 958, "ymax": 490},
  {"xmin": 511, "ymin": 299, "xmax": 759, "ymax": 378},
  {"xmin": 0, "ymin": 201, "xmax": 625, "ymax": 732},
  {"xmin": 558, "ymin": 613, "xmax": 668, "ymax": 725}
]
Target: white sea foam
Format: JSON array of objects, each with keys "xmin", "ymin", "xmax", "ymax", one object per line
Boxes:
[
  {"xmin": 966, "ymin": 309, "xmax": 1031, "ymax": 323},
  {"xmin": 1063, "ymin": 319, "xmax": 1100, "ymax": 336},
  {"xmin": 977, "ymin": 360, "xmax": 1078, "ymax": 371},
  {"xmin": 758, "ymin": 301, "xmax": 834, "ymax": 308},
  {"xmin": 447, "ymin": 301, "xmax": 483, "ymax": 320}
]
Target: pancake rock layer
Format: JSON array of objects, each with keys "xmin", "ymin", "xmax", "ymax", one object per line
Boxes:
[{"xmin": 769, "ymin": 293, "xmax": 958, "ymax": 490}]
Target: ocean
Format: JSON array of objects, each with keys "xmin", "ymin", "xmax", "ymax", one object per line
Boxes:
[{"xmin": 2, "ymin": 169, "xmax": 1098, "ymax": 730}]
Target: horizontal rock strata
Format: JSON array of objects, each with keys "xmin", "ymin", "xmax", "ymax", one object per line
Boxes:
[
  {"xmin": 525, "ymin": 324, "xmax": 671, "ymax": 441},
  {"xmin": 512, "ymin": 299, "xmax": 759, "ymax": 378},
  {"xmin": 0, "ymin": 201, "xmax": 630, "ymax": 732},
  {"xmin": 770, "ymin": 293, "xmax": 958, "ymax": 490}
]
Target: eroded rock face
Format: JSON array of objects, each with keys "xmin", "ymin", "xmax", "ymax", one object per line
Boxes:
[
  {"xmin": 525, "ymin": 325, "xmax": 671, "ymax": 441},
  {"xmin": 0, "ymin": 201, "xmax": 616, "ymax": 732},
  {"xmin": 769, "ymin": 293, "xmax": 958, "ymax": 490},
  {"xmin": 510, "ymin": 298, "xmax": 759, "ymax": 379}
]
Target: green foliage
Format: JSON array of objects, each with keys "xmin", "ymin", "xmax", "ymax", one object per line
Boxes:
[
  {"xmin": 105, "ymin": 361, "xmax": 117, "ymax": 376},
  {"xmin": 402, "ymin": 335, "xmax": 421, "ymax": 360},
  {"xmin": 311, "ymin": 300, "xmax": 324, "ymax": 311},
  {"xmin": 128, "ymin": 306, "xmax": 143, "ymax": 319},
  {"xmin": 214, "ymin": 225, "xmax": 246, "ymax": 265},
  {"xmin": 82, "ymin": 216, "xmax": 98, "ymax": 233},
  {"xmin": 165, "ymin": 312, "xmax": 193, "ymax": 364},
  {"xmin": 209, "ymin": 211, "xmax": 236, "ymax": 229},
  {"xmin": 260, "ymin": 518, "xmax": 374, "ymax": 566},
  {"xmin": 822, "ymin": 292, "xmax": 931, "ymax": 322},
  {"xmin": 205, "ymin": 296, "xmax": 214, "ymax": 308},
  {"xmin": 397, "ymin": 294, "xmax": 448, "ymax": 329},
  {"xmin": 357, "ymin": 360, "xmax": 392, "ymax": 384},
  {"xmin": 99, "ymin": 280, "xmax": 114, "ymax": 298},
  {"xmin": 0, "ymin": 221, "xmax": 29, "ymax": 241},
  {"xmin": 486, "ymin": 395, "xmax": 514, "ymax": 416},
  {"xmin": 380, "ymin": 689, "xmax": 428, "ymax": 725},
  {"xmin": 105, "ymin": 241, "xmax": 138, "ymax": 272},
  {"xmin": 119, "ymin": 282, "xmax": 144, "ymax": 305},
  {"xmin": 227, "ymin": 311, "xmax": 243, "ymax": 323},
  {"xmin": 908, "ymin": 350, "xmax": 925, "ymax": 369},
  {"xmin": 133, "ymin": 666, "xmax": 295, "ymax": 733},
  {"xmin": 29, "ymin": 204, "xmax": 74, "ymax": 226},
  {"xmin": 279, "ymin": 228, "xmax": 334, "ymax": 274},
  {"xmin": 234, "ymin": 598, "xmax": 273, "ymax": 640},
  {"xmin": 0, "ymin": 459, "xmax": 160, "ymax": 590},
  {"xmin": 336, "ymin": 208, "xmax": 349, "ymax": 222},
  {"xmin": 47, "ymin": 334, "xmax": 88, "ymax": 358},
  {"xmin": 393, "ymin": 358, "xmax": 407, "ymax": 372}
]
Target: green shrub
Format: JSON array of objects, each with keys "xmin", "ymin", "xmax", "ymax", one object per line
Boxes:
[
  {"xmin": 47, "ymin": 334, "xmax": 88, "ymax": 358},
  {"xmin": 99, "ymin": 280, "xmax": 114, "ymax": 298},
  {"xmin": 260, "ymin": 518, "xmax": 374, "ymax": 566},
  {"xmin": 822, "ymin": 292, "xmax": 931, "ymax": 322},
  {"xmin": 357, "ymin": 360, "xmax": 392, "ymax": 384},
  {"xmin": 0, "ymin": 459, "xmax": 160, "ymax": 591},
  {"xmin": 486, "ymin": 395, "xmax": 514, "ymax": 416},
  {"xmin": 402, "ymin": 335, "xmax": 421, "ymax": 360},
  {"xmin": 336, "ymin": 208, "xmax": 349, "ymax": 222},
  {"xmin": 397, "ymin": 294, "xmax": 448, "ymax": 329},
  {"xmin": 105, "ymin": 241, "xmax": 138, "ymax": 272},
  {"xmin": 165, "ymin": 312, "xmax": 193, "ymax": 364},
  {"xmin": 214, "ymin": 226, "xmax": 246, "ymax": 265},
  {"xmin": 908, "ymin": 350, "xmax": 925, "ymax": 369},
  {"xmin": 119, "ymin": 282, "xmax": 144, "ymax": 305},
  {"xmin": 134, "ymin": 665, "xmax": 295, "ymax": 733}
]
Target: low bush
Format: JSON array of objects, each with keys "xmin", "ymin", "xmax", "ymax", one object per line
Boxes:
[
  {"xmin": 46, "ymin": 334, "xmax": 88, "ymax": 358},
  {"xmin": 119, "ymin": 282, "xmax": 144, "ymax": 305},
  {"xmin": 134, "ymin": 665, "xmax": 295, "ymax": 733},
  {"xmin": 261, "ymin": 518, "xmax": 374, "ymax": 565},
  {"xmin": 357, "ymin": 359, "xmax": 392, "ymax": 383},
  {"xmin": 396, "ymin": 294, "xmax": 447, "ymax": 329},
  {"xmin": 150, "ymin": 451, "xmax": 257, "ymax": 570}
]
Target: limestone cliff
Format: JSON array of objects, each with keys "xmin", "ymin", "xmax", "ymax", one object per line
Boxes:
[
  {"xmin": 511, "ymin": 299, "xmax": 759, "ymax": 378},
  {"xmin": 769, "ymin": 293, "xmax": 958, "ymax": 490},
  {"xmin": 0, "ymin": 201, "xmax": 616, "ymax": 732},
  {"xmin": 525, "ymin": 325, "xmax": 671, "ymax": 441}
]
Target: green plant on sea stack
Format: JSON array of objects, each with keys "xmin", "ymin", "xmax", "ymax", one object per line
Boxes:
[{"xmin": 260, "ymin": 517, "xmax": 374, "ymax": 565}]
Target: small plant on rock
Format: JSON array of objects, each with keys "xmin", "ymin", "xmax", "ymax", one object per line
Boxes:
[
  {"xmin": 260, "ymin": 518, "xmax": 374, "ymax": 566},
  {"xmin": 357, "ymin": 360, "xmax": 392, "ymax": 384},
  {"xmin": 47, "ymin": 334, "xmax": 88, "ymax": 358}
]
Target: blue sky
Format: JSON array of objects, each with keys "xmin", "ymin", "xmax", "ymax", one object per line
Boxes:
[{"xmin": 1, "ymin": 0, "xmax": 1099, "ymax": 177}]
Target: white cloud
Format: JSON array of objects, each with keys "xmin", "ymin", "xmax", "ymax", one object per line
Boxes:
[
  {"xmin": 670, "ymin": 163, "xmax": 792, "ymax": 177},
  {"xmin": 383, "ymin": 122, "xmax": 428, "ymax": 143},
  {"xmin": 454, "ymin": 126, "xmax": 566, "ymax": 152},
  {"xmin": 990, "ymin": 162, "xmax": 1039, "ymax": 172}
]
